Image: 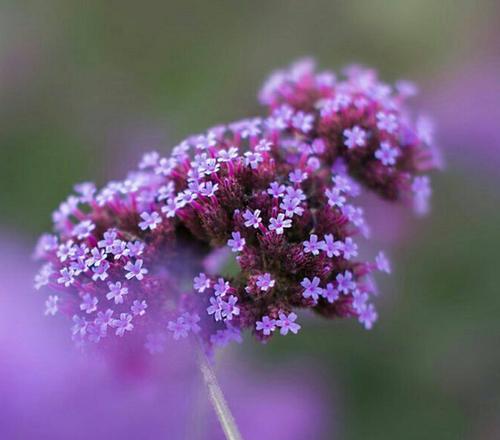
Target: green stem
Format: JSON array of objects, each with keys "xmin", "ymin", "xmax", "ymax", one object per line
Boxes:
[{"xmin": 198, "ymin": 350, "xmax": 243, "ymax": 440}]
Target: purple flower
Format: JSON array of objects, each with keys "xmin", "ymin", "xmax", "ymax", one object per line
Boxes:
[
  {"xmin": 325, "ymin": 187, "xmax": 346, "ymax": 208},
  {"xmin": 342, "ymin": 237, "xmax": 358, "ymax": 260},
  {"xmin": 112, "ymin": 313, "xmax": 134, "ymax": 337},
  {"xmin": 289, "ymin": 169, "xmax": 308, "ymax": 184},
  {"xmin": 227, "ymin": 231, "xmax": 245, "ymax": 252},
  {"xmin": 213, "ymin": 278, "xmax": 230, "ymax": 297},
  {"xmin": 303, "ymin": 234, "xmax": 325, "ymax": 256},
  {"xmin": 323, "ymin": 283, "xmax": 339, "ymax": 303},
  {"xmin": 243, "ymin": 209, "xmax": 262, "ymax": 229},
  {"xmin": 375, "ymin": 251, "xmax": 391, "ymax": 274},
  {"xmin": 267, "ymin": 181, "xmax": 286, "ymax": 198},
  {"xmin": 72, "ymin": 220, "xmax": 95, "ymax": 240},
  {"xmin": 323, "ymin": 234, "xmax": 343, "ymax": 258},
  {"xmin": 358, "ymin": 303, "xmax": 378, "ymax": 330},
  {"xmin": 412, "ymin": 176, "xmax": 432, "ymax": 215},
  {"xmin": 256, "ymin": 273, "xmax": 275, "ymax": 292},
  {"xmin": 80, "ymin": 294, "xmax": 98, "ymax": 314},
  {"xmin": 280, "ymin": 196, "xmax": 304, "ymax": 217},
  {"xmin": 336, "ymin": 271, "xmax": 356, "ymax": 294},
  {"xmin": 376, "ymin": 112, "xmax": 398, "ymax": 134},
  {"xmin": 57, "ymin": 267, "xmax": 75, "ymax": 287},
  {"xmin": 269, "ymin": 213, "xmax": 292, "ymax": 234},
  {"xmin": 125, "ymin": 259, "xmax": 148, "ymax": 281},
  {"xmin": 98, "ymin": 229, "xmax": 117, "ymax": 251},
  {"xmin": 343, "ymin": 126, "xmax": 367, "ymax": 149},
  {"xmin": 375, "ymin": 142, "xmax": 399, "ymax": 166},
  {"xmin": 131, "ymin": 299, "xmax": 148, "ymax": 316},
  {"xmin": 106, "ymin": 281, "xmax": 128, "ymax": 304},
  {"xmin": 35, "ymin": 59, "xmax": 439, "ymax": 350},
  {"xmin": 194, "ymin": 273, "xmax": 211, "ymax": 293},
  {"xmin": 256, "ymin": 316, "xmax": 277, "ymax": 336},
  {"xmin": 44, "ymin": 295, "xmax": 59, "ymax": 316},
  {"xmin": 182, "ymin": 312, "xmax": 201, "ymax": 333},
  {"xmin": 244, "ymin": 151, "xmax": 264, "ymax": 169},
  {"xmin": 221, "ymin": 295, "xmax": 240, "ymax": 321},
  {"xmin": 301, "ymin": 277, "xmax": 323, "ymax": 301},
  {"xmin": 167, "ymin": 316, "xmax": 189, "ymax": 340},
  {"xmin": 92, "ymin": 260, "xmax": 110, "ymax": 281},
  {"xmin": 139, "ymin": 211, "xmax": 162, "ymax": 231},
  {"xmin": 207, "ymin": 296, "xmax": 224, "ymax": 322},
  {"xmin": 276, "ymin": 312, "xmax": 301, "ymax": 335}
]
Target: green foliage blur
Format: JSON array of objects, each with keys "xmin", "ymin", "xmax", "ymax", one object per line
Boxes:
[{"xmin": 1, "ymin": 1, "xmax": 499, "ymax": 438}]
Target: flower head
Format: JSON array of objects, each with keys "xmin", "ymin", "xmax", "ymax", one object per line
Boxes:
[{"xmin": 34, "ymin": 59, "xmax": 438, "ymax": 354}]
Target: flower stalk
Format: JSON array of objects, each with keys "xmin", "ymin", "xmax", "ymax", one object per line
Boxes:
[{"xmin": 197, "ymin": 350, "xmax": 243, "ymax": 440}]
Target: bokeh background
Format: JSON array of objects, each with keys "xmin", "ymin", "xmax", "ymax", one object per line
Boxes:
[{"xmin": 1, "ymin": 1, "xmax": 499, "ymax": 439}]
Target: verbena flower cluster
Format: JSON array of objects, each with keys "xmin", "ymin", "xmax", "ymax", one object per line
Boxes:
[{"xmin": 34, "ymin": 59, "xmax": 439, "ymax": 354}]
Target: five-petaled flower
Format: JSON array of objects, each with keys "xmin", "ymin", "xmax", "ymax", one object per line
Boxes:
[
  {"xmin": 256, "ymin": 316, "xmax": 277, "ymax": 336},
  {"xmin": 276, "ymin": 312, "xmax": 301, "ymax": 335}
]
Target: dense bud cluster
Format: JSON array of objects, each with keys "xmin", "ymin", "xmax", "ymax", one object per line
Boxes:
[{"xmin": 34, "ymin": 59, "xmax": 438, "ymax": 353}]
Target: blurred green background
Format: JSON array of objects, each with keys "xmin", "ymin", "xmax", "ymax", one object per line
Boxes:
[{"xmin": 1, "ymin": 1, "xmax": 499, "ymax": 439}]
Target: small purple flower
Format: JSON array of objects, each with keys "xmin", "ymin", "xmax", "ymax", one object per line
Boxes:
[
  {"xmin": 256, "ymin": 315, "xmax": 277, "ymax": 336},
  {"xmin": 343, "ymin": 126, "xmax": 367, "ymax": 149},
  {"xmin": 323, "ymin": 283, "xmax": 339, "ymax": 303},
  {"xmin": 98, "ymin": 229, "xmax": 117, "ymax": 251},
  {"xmin": 92, "ymin": 260, "xmax": 110, "ymax": 281},
  {"xmin": 44, "ymin": 295, "xmax": 59, "ymax": 316},
  {"xmin": 325, "ymin": 187, "xmax": 346, "ymax": 208},
  {"xmin": 243, "ymin": 209, "xmax": 262, "ymax": 229},
  {"xmin": 376, "ymin": 112, "xmax": 398, "ymax": 134},
  {"xmin": 336, "ymin": 271, "xmax": 356, "ymax": 294},
  {"xmin": 291, "ymin": 111, "xmax": 314, "ymax": 133},
  {"xmin": 200, "ymin": 181, "xmax": 219, "ymax": 197},
  {"xmin": 214, "ymin": 278, "xmax": 230, "ymax": 297},
  {"xmin": 303, "ymin": 234, "xmax": 325, "ymax": 256},
  {"xmin": 182, "ymin": 312, "xmax": 201, "ymax": 333},
  {"xmin": 138, "ymin": 211, "xmax": 162, "ymax": 231},
  {"xmin": 221, "ymin": 295, "xmax": 240, "ymax": 321},
  {"xmin": 126, "ymin": 241, "xmax": 144, "ymax": 257},
  {"xmin": 352, "ymin": 290, "xmax": 369, "ymax": 313},
  {"xmin": 375, "ymin": 142, "xmax": 399, "ymax": 166},
  {"xmin": 72, "ymin": 220, "xmax": 95, "ymax": 240},
  {"xmin": 161, "ymin": 198, "xmax": 177, "ymax": 218},
  {"xmin": 168, "ymin": 319, "xmax": 191, "ymax": 341},
  {"xmin": 323, "ymin": 234, "xmax": 344, "ymax": 258},
  {"xmin": 256, "ymin": 273, "xmax": 275, "ymax": 292},
  {"xmin": 244, "ymin": 151, "xmax": 264, "ymax": 169},
  {"xmin": 95, "ymin": 309, "xmax": 114, "ymax": 328},
  {"xmin": 106, "ymin": 281, "xmax": 128, "ymax": 304},
  {"xmin": 124, "ymin": 259, "xmax": 148, "ymax": 281},
  {"xmin": 301, "ymin": 277, "xmax": 323, "ymax": 301},
  {"xmin": 131, "ymin": 299, "xmax": 148, "ymax": 316},
  {"xmin": 193, "ymin": 273, "xmax": 211, "ymax": 293},
  {"xmin": 358, "ymin": 303, "xmax": 378, "ymax": 330},
  {"xmin": 412, "ymin": 176, "xmax": 432, "ymax": 215},
  {"xmin": 207, "ymin": 296, "xmax": 224, "ymax": 322},
  {"xmin": 289, "ymin": 169, "xmax": 308, "ymax": 184},
  {"xmin": 267, "ymin": 181, "xmax": 286, "ymax": 198},
  {"xmin": 57, "ymin": 267, "xmax": 75, "ymax": 287},
  {"xmin": 112, "ymin": 313, "xmax": 134, "ymax": 336},
  {"xmin": 280, "ymin": 196, "xmax": 304, "ymax": 217},
  {"xmin": 375, "ymin": 251, "xmax": 391, "ymax": 274},
  {"xmin": 227, "ymin": 231, "xmax": 245, "ymax": 252},
  {"xmin": 342, "ymin": 237, "xmax": 358, "ymax": 260},
  {"xmin": 80, "ymin": 294, "xmax": 98, "ymax": 314},
  {"xmin": 276, "ymin": 312, "xmax": 301, "ymax": 335},
  {"xmin": 269, "ymin": 213, "xmax": 292, "ymax": 235}
]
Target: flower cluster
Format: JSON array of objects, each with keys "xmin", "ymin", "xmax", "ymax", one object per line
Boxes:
[{"xmin": 34, "ymin": 59, "xmax": 438, "ymax": 353}]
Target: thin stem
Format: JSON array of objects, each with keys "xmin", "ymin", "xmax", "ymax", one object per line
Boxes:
[{"xmin": 197, "ymin": 349, "xmax": 243, "ymax": 440}]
